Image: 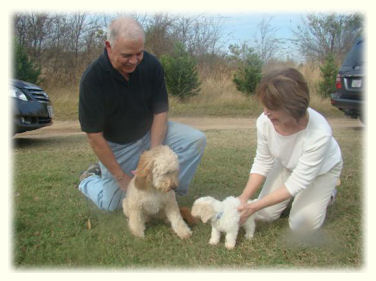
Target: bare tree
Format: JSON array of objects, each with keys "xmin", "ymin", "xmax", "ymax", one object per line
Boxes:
[
  {"xmin": 292, "ymin": 13, "xmax": 363, "ymax": 63},
  {"xmin": 13, "ymin": 12, "xmax": 226, "ymax": 86},
  {"xmin": 14, "ymin": 13, "xmax": 54, "ymax": 62},
  {"xmin": 14, "ymin": 12, "xmax": 110, "ymax": 86},
  {"xmin": 172, "ymin": 15, "xmax": 223, "ymax": 57},
  {"xmin": 143, "ymin": 13, "xmax": 176, "ymax": 57},
  {"xmin": 253, "ymin": 17, "xmax": 285, "ymax": 64}
]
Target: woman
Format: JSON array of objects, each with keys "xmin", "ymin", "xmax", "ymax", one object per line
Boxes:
[{"xmin": 238, "ymin": 68, "xmax": 343, "ymax": 231}]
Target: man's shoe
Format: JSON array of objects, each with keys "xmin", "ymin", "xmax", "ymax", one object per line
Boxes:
[{"xmin": 79, "ymin": 163, "xmax": 101, "ymax": 182}]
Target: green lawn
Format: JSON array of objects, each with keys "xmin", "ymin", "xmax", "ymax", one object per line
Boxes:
[{"xmin": 12, "ymin": 124, "xmax": 362, "ymax": 269}]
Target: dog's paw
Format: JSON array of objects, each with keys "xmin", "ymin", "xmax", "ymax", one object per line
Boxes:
[
  {"xmin": 177, "ymin": 227, "xmax": 192, "ymax": 239},
  {"xmin": 130, "ymin": 229, "xmax": 145, "ymax": 238},
  {"xmin": 129, "ymin": 224, "xmax": 146, "ymax": 238}
]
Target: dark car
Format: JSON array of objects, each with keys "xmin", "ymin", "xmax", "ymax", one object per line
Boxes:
[
  {"xmin": 11, "ymin": 79, "xmax": 53, "ymax": 134},
  {"xmin": 330, "ymin": 38, "xmax": 364, "ymax": 121}
]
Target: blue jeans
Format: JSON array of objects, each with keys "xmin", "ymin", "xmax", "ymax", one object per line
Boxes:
[{"xmin": 78, "ymin": 121, "xmax": 206, "ymax": 211}]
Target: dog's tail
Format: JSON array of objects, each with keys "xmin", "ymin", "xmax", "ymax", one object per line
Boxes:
[{"xmin": 180, "ymin": 207, "xmax": 199, "ymax": 226}]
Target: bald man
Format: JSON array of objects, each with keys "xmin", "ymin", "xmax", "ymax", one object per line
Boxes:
[{"xmin": 78, "ymin": 16, "xmax": 206, "ymax": 211}]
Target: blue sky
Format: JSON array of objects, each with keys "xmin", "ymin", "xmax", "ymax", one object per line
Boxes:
[
  {"xmin": 214, "ymin": 12, "xmax": 305, "ymax": 60},
  {"xmin": 219, "ymin": 12, "xmax": 303, "ymax": 44}
]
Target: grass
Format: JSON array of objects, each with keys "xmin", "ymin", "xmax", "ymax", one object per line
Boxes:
[
  {"xmin": 12, "ymin": 124, "xmax": 363, "ymax": 269},
  {"xmin": 13, "ymin": 63, "xmax": 361, "ymax": 269}
]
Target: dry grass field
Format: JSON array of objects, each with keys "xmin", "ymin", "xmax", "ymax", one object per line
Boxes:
[{"xmin": 45, "ymin": 63, "xmax": 342, "ymax": 121}]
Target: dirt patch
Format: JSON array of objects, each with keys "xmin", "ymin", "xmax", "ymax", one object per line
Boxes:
[{"xmin": 14, "ymin": 117, "xmax": 363, "ymax": 139}]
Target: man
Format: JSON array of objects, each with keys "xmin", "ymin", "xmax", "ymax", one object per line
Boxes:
[{"xmin": 78, "ymin": 16, "xmax": 206, "ymax": 211}]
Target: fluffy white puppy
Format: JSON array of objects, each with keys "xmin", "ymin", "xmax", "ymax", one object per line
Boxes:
[
  {"xmin": 123, "ymin": 145, "xmax": 192, "ymax": 239},
  {"xmin": 191, "ymin": 196, "xmax": 257, "ymax": 249}
]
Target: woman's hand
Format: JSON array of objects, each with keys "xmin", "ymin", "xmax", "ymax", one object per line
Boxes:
[
  {"xmin": 238, "ymin": 186, "xmax": 292, "ymax": 225},
  {"xmin": 238, "ymin": 201, "xmax": 257, "ymax": 225}
]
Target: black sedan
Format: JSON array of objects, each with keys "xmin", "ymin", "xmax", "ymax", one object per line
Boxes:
[{"xmin": 11, "ymin": 79, "xmax": 53, "ymax": 134}]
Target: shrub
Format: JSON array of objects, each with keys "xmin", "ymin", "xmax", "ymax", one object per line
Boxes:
[
  {"xmin": 318, "ymin": 53, "xmax": 338, "ymax": 98},
  {"xmin": 161, "ymin": 42, "xmax": 201, "ymax": 101}
]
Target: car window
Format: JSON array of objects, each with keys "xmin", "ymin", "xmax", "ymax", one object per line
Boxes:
[{"xmin": 342, "ymin": 39, "xmax": 363, "ymax": 68}]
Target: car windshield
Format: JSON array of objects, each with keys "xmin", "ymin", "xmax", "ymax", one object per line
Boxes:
[{"xmin": 342, "ymin": 39, "xmax": 363, "ymax": 68}]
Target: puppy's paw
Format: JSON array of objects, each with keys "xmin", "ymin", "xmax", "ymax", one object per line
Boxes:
[
  {"xmin": 244, "ymin": 232, "xmax": 254, "ymax": 240},
  {"xmin": 209, "ymin": 238, "xmax": 219, "ymax": 245},
  {"xmin": 225, "ymin": 241, "xmax": 236, "ymax": 250}
]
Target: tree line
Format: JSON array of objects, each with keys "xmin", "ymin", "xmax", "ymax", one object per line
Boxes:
[{"xmin": 13, "ymin": 12, "xmax": 363, "ymax": 97}]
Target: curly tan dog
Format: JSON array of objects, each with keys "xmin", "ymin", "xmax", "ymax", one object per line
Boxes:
[{"xmin": 122, "ymin": 145, "xmax": 192, "ymax": 239}]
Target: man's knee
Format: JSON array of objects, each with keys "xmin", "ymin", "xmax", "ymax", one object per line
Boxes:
[
  {"xmin": 192, "ymin": 130, "xmax": 206, "ymax": 154},
  {"xmin": 177, "ymin": 128, "xmax": 206, "ymax": 159},
  {"xmin": 168, "ymin": 122, "xmax": 206, "ymax": 152}
]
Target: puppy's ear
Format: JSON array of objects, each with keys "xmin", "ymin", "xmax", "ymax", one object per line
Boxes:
[
  {"xmin": 192, "ymin": 202, "xmax": 215, "ymax": 223},
  {"xmin": 134, "ymin": 150, "xmax": 154, "ymax": 190}
]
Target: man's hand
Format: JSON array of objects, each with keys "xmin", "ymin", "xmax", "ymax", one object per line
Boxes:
[
  {"xmin": 87, "ymin": 132, "xmax": 133, "ymax": 192},
  {"xmin": 115, "ymin": 172, "xmax": 132, "ymax": 191}
]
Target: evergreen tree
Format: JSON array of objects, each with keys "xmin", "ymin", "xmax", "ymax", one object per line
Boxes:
[
  {"xmin": 14, "ymin": 40, "xmax": 41, "ymax": 83},
  {"xmin": 160, "ymin": 42, "xmax": 200, "ymax": 101},
  {"xmin": 231, "ymin": 45, "xmax": 263, "ymax": 96},
  {"xmin": 318, "ymin": 53, "xmax": 338, "ymax": 98}
]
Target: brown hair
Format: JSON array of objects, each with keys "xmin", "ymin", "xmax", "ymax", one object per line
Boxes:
[{"xmin": 256, "ymin": 67, "xmax": 310, "ymax": 120}]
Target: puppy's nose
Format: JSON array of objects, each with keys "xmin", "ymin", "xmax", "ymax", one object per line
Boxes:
[{"xmin": 170, "ymin": 183, "xmax": 178, "ymax": 190}]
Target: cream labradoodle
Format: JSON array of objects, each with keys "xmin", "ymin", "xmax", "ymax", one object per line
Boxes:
[{"xmin": 123, "ymin": 145, "xmax": 192, "ymax": 239}]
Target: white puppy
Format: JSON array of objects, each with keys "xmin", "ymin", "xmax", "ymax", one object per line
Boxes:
[{"xmin": 191, "ymin": 196, "xmax": 257, "ymax": 249}]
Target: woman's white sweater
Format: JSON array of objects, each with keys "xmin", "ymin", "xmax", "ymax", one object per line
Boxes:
[{"xmin": 250, "ymin": 107, "xmax": 342, "ymax": 196}]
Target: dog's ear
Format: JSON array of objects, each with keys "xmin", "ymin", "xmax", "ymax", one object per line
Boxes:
[
  {"xmin": 192, "ymin": 202, "xmax": 215, "ymax": 223},
  {"xmin": 134, "ymin": 150, "xmax": 154, "ymax": 190}
]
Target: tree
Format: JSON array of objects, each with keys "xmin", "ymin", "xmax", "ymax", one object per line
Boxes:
[
  {"xmin": 144, "ymin": 13, "xmax": 175, "ymax": 57},
  {"xmin": 318, "ymin": 53, "xmax": 338, "ymax": 98},
  {"xmin": 160, "ymin": 42, "xmax": 201, "ymax": 100},
  {"xmin": 230, "ymin": 44, "xmax": 263, "ymax": 96},
  {"xmin": 14, "ymin": 12, "xmax": 107, "ymax": 86},
  {"xmin": 172, "ymin": 15, "xmax": 223, "ymax": 57},
  {"xmin": 292, "ymin": 13, "xmax": 363, "ymax": 63},
  {"xmin": 13, "ymin": 12, "xmax": 225, "ymax": 87},
  {"xmin": 253, "ymin": 17, "xmax": 285, "ymax": 64},
  {"xmin": 13, "ymin": 40, "xmax": 41, "ymax": 83},
  {"xmin": 143, "ymin": 13, "xmax": 223, "ymax": 59}
]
